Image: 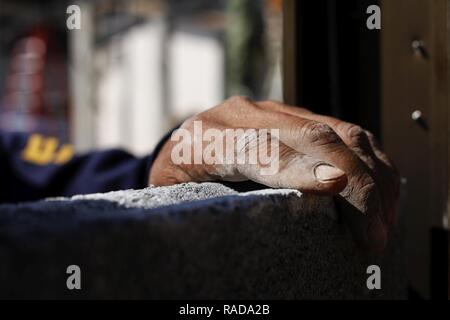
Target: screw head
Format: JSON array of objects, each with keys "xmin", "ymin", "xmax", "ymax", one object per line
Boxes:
[
  {"xmin": 411, "ymin": 39, "xmax": 428, "ymax": 58},
  {"xmin": 411, "ymin": 110, "xmax": 423, "ymax": 121}
]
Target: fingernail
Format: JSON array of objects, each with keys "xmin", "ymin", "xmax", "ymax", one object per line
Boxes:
[{"xmin": 314, "ymin": 164, "xmax": 345, "ymax": 182}]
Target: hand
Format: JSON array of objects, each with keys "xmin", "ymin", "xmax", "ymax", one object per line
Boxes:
[{"xmin": 150, "ymin": 97, "xmax": 400, "ymax": 252}]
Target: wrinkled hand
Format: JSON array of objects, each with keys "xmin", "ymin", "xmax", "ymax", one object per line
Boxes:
[{"xmin": 150, "ymin": 97, "xmax": 400, "ymax": 252}]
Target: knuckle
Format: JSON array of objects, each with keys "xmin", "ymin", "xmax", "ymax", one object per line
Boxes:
[
  {"xmin": 338, "ymin": 124, "xmax": 373, "ymax": 152},
  {"xmin": 226, "ymin": 96, "xmax": 259, "ymax": 113},
  {"xmin": 302, "ymin": 122, "xmax": 340, "ymax": 146},
  {"xmin": 191, "ymin": 113, "xmax": 205, "ymax": 122},
  {"xmin": 347, "ymin": 125, "xmax": 365, "ymax": 140},
  {"xmin": 354, "ymin": 174, "xmax": 378, "ymax": 206},
  {"xmin": 359, "ymin": 176, "xmax": 377, "ymax": 196},
  {"xmin": 182, "ymin": 114, "xmax": 210, "ymax": 131},
  {"xmin": 264, "ymin": 99, "xmax": 283, "ymax": 108},
  {"xmin": 227, "ymin": 95, "xmax": 251, "ymax": 106},
  {"xmin": 184, "ymin": 114, "xmax": 203, "ymax": 125},
  {"xmin": 343, "ymin": 172, "xmax": 377, "ymax": 201},
  {"xmin": 344, "ymin": 124, "xmax": 367, "ymax": 145}
]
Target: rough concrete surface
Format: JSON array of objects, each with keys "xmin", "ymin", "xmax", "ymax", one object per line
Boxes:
[{"xmin": 0, "ymin": 183, "xmax": 406, "ymax": 299}]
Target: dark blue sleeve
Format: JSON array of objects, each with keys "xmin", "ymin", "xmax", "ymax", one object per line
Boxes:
[{"xmin": 0, "ymin": 131, "xmax": 169, "ymax": 203}]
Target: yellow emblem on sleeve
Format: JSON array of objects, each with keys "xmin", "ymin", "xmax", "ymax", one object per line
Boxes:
[{"xmin": 22, "ymin": 134, "xmax": 74, "ymax": 165}]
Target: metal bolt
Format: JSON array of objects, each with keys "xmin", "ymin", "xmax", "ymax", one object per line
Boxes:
[
  {"xmin": 411, "ymin": 110, "xmax": 428, "ymax": 130},
  {"xmin": 411, "ymin": 39, "xmax": 428, "ymax": 58},
  {"xmin": 411, "ymin": 110, "xmax": 423, "ymax": 121}
]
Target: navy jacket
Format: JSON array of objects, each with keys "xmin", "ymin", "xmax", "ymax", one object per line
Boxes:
[
  {"xmin": 0, "ymin": 131, "xmax": 166, "ymax": 203},
  {"xmin": 0, "ymin": 130, "xmax": 266, "ymax": 203}
]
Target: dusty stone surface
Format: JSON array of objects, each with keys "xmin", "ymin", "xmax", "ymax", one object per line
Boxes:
[
  {"xmin": 69, "ymin": 182, "xmax": 240, "ymax": 209},
  {"xmin": 0, "ymin": 183, "xmax": 406, "ymax": 299}
]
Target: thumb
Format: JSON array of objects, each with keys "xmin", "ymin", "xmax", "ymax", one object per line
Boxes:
[{"xmin": 234, "ymin": 148, "xmax": 348, "ymax": 195}]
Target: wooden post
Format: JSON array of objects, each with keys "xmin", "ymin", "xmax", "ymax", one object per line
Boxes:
[{"xmin": 381, "ymin": 0, "xmax": 449, "ymax": 298}]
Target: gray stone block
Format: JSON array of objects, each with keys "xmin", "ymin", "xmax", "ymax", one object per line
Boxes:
[{"xmin": 0, "ymin": 183, "xmax": 406, "ymax": 299}]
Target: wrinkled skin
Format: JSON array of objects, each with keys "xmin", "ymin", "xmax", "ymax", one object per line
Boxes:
[{"xmin": 150, "ymin": 97, "xmax": 400, "ymax": 252}]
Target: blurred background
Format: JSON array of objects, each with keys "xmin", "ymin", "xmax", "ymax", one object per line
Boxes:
[{"xmin": 0, "ymin": 0, "xmax": 283, "ymax": 154}]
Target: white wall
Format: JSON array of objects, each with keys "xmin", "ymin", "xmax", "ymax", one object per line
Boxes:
[
  {"xmin": 72, "ymin": 18, "xmax": 224, "ymax": 155},
  {"xmin": 169, "ymin": 30, "xmax": 224, "ymax": 120}
]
